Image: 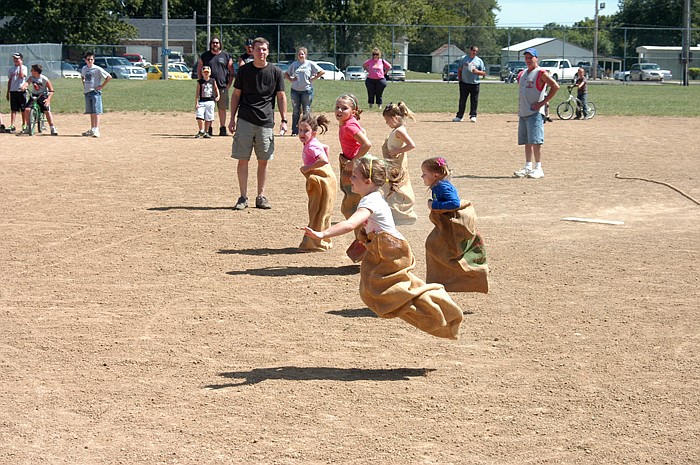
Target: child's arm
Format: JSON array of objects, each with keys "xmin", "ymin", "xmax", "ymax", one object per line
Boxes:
[
  {"xmin": 303, "ymin": 207, "xmax": 371, "ymax": 240},
  {"xmin": 430, "ymin": 182, "xmax": 461, "ymax": 210},
  {"xmin": 214, "ymin": 83, "xmax": 220, "ymax": 101},
  {"xmin": 387, "ymin": 126, "xmax": 416, "ymax": 157},
  {"xmin": 195, "ymin": 82, "xmax": 201, "ymax": 109},
  {"xmin": 300, "ymin": 157, "xmax": 329, "ymax": 174},
  {"xmin": 353, "ymin": 131, "xmax": 372, "ymax": 158},
  {"xmin": 45, "ymin": 78, "xmax": 54, "ymax": 104}
]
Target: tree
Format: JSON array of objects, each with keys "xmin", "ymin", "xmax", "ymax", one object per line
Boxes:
[{"xmin": 0, "ymin": 0, "xmax": 137, "ymax": 44}]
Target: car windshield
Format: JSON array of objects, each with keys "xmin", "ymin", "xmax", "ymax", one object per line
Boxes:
[
  {"xmin": 641, "ymin": 64, "xmax": 660, "ymax": 70},
  {"xmin": 318, "ymin": 63, "xmax": 336, "ymax": 71},
  {"xmin": 62, "ymin": 62, "xmax": 76, "ymax": 71},
  {"xmin": 539, "ymin": 60, "xmax": 558, "ymax": 67},
  {"xmin": 347, "ymin": 66, "xmax": 362, "ymax": 72},
  {"xmin": 509, "ymin": 61, "xmax": 526, "ymax": 68},
  {"xmin": 107, "ymin": 57, "xmax": 131, "ymax": 66},
  {"xmin": 392, "ymin": 65, "xmax": 402, "ymax": 71}
]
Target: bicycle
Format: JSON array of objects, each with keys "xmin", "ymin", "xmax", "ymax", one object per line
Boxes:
[
  {"xmin": 27, "ymin": 94, "xmax": 47, "ymax": 136},
  {"xmin": 556, "ymin": 86, "xmax": 596, "ymax": 120}
]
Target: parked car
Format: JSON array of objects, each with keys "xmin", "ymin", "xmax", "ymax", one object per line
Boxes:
[
  {"xmin": 168, "ymin": 62, "xmax": 191, "ymax": 76},
  {"xmin": 386, "ymin": 64, "xmax": 406, "ymax": 81},
  {"xmin": 87, "ymin": 56, "xmax": 147, "ymax": 80},
  {"xmin": 61, "ymin": 62, "xmax": 81, "ymax": 78},
  {"xmin": 500, "ymin": 60, "xmax": 527, "ymax": 81},
  {"xmin": 316, "ymin": 61, "xmax": 344, "ymax": 80},
  {"xmin": 123, "ymin": 53, "xmax": 151, "ymax": 68},
  {"xmin": 614, "ymin": 70, "xmax": 631, "ymax": 81},
  {"xmin": 629, "ymin": 63, "xmax": 665, "ymax": 81},
  {"xmin": 345, "ymin": 65, "xmax": 367, "ymax": 80},
  {"xmin": 274, "ymin": 62, "xmax": 291, "ymax": 73},
  {"xmin": 146, "ymin": 64, "xmax": 191, "ymax": 80},
  {"xmin": 576, "ymin": 61, "xmax": 605, "ymax": 78},
  {"xmin": 442, "ymin": 63, "xmax": 459, "ymax": 81},
  {"xmin": 45, "ymin": 61, "xmax": 81, "ymax": 79}
]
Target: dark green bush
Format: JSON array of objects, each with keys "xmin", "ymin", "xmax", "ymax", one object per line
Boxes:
[{"xmin": 689, "ymin": 68, "xmax": 700, "ymax": 80}]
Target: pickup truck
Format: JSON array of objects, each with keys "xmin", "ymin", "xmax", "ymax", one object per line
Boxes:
[{"xmin": 537, "ymin": 59, "xmax": 577, "ymax": 83}]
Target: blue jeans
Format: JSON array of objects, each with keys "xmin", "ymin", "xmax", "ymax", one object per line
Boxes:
[{"xmin": 291, "ymin": 88, "xmax": 314, "ymax": 135}]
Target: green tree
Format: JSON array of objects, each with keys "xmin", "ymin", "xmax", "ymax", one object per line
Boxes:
[{"xmin": 0, "ymin": 0, "xmax": 137, "ymax": 44}]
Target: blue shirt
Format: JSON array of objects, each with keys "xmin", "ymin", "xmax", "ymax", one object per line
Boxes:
[
  {"xmin": 431, "ymin": 180, "xmax": 461, "ymax": 210},
  {"xmin": 459, "ymin": 55, "xmax": 485, "ymax": 85}
]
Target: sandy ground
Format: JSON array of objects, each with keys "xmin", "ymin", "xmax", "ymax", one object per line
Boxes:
[{"xmin": 1, "ymin": 110, "xmax": 699, "ymax": 465}]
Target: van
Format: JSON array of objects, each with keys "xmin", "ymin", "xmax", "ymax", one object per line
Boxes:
[{"xmin": 123, "ymin": 53, "xmax": 151, "ymax": 68}]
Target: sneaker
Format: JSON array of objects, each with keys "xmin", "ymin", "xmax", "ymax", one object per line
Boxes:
[
  {"xmin": 50, "ymin": 127, "xmax": 58, "ymax": 136},
  {"xmin": 0, "ymin": 124, "xmax": 5, "ymax": 133},
  {"xmin": 234, "ymin": 196, "xmax": 248, "ymax": 210},
  {"xmin": 208, "ymin": 127, "xmax": 213, "ymax": 136},
  {"xmin": 82, "ymin": 129, "xmax": 93, "ymax": 137},
  {"xmin": 514, "ymin": 166, "xmax": 533, "ymax": 178},
  {"xmin": 7, "ymin": 125, "xmax": 16, "ymax": 133},
  {"xmin": 219, "ymin": 126, "xmax": 227, "ymax": 136},
  {"xmin": 545, "ymin": 116, "xmax": 554, "ymax": 123},
  {"xmin": 452, "ymin": 117, "xmax": 463, "ymax": 122},
  {"xmin": 255, "ymin": 195, "xmax": 271, "ymax": 209},
  {"xmin": 194, "ymin": 131, "xmax": 204, "ymax": 139},
  {"xmin": 92, "ymin": 129, "xmax": 100, "ymax": 138},
  {"xmin": 527, "ymin": 168, "xmax": 545, "ymax": 179},
  {"xmin": 469, "ymin": 116, "xmax": 477, "ymax": 123},
  {"xmin": 202, "ymin": 132, "xmax": 211, "ymax": 139}
]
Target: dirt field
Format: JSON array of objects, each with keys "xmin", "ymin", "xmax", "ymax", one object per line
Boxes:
[{"xmin": 1, "ymin": 111, "xmax": 698, "ymax": 465}]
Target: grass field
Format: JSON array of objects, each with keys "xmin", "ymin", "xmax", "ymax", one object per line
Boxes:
[{"xmin": 45, "ymin": 77, "xmax": 700, "ymax": 117}]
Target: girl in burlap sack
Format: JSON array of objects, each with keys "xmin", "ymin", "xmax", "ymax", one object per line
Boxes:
[
  {"xmin": 381, "ymin": 102, "xmax": 418, "ymax": 225},
  {"xmin": 335, "ymin": 94, "xmax": 372, "ymax": 262},
  {"xmin": 298, "ymin": 113, "xmax": 337, "ymax": 252},
  {"xmin": 421, "ymin": 157, "xmax": 489, "ymax": 293},
  {"xmin": 302, "ymin": 156, "xmax": 464, "ymax": 340}
]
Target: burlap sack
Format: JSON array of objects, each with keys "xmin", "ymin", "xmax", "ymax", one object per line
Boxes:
[
  {"xmin": 426, "ymin": 200, "xmax": 489, "ymax": 293},
  {"xmin": 381, "ymin": 140, "xmax": 418, "ymax": 225},
  {"xmin": 299, "ymin": 164, "xmax": 337, "ymax": 252},
  {"xmin": 360, "ymin": 231, "xmax": 463, "ymax": 340}
]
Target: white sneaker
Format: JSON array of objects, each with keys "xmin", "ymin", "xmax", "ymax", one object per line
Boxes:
[
  {"xmin": 92, "ymin": 129, "xmax": 100, "ymax": 138},
  {"xmin": 514, "ymin": 166, "xmax": 533, "ymax": 178},
  {"xmin": 82, "ymin": 129, "xmax": 93, "ymax": 137},
  {"xmin": 452, "ymin": 117, "xmax": 463, "ymax": 122},
  {"xmin": 527, "ymin": 168, "xmax": 545, "ymax": 179},
  {"xmin": 51, "ymin": 127, "xmax": 58, "ymax": 136},
  {"xmin": 469, "ymin": 116, "xmax": 477, "ymax": 123}
]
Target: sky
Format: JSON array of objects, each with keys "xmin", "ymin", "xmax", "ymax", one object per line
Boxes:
[{"xmin": 496, "ymin": 0, "xmax": 620, "ymax": 28}]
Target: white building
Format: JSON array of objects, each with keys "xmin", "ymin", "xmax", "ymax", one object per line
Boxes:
[
  {"xmin": 430, "ymin": 44, "xmax": 466, "ymax": 74},
  {"xmin": 635, "ymin": 45, "xmax": 700, "ymax": 81}
]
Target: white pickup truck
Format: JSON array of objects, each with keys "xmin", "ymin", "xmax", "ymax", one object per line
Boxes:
[{"xmin": 537, "ymin": 59, "xmax": 577, "ymax": 83}]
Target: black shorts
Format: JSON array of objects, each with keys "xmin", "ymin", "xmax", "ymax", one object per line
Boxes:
[
  {"xmin": 10, "ymin": 91, "xmax": 28, "ymax": 112},
  {"xmin": 31, "ymin": 95, "xmax": 51, "ymax": 113}
]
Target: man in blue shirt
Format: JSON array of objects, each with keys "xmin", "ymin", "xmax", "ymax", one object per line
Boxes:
[{"xmin": 453, "ymin": 45, "xmax": 487, "ymax": 123}]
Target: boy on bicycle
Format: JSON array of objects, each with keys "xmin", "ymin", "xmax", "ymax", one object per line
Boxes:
[
  {"xmin": 20, "ymin": 64, "xmax": 58, "ymax": 136},
  {"xmin": 573, "ymin": 67, "xmax": 588, "ymax": 120}
]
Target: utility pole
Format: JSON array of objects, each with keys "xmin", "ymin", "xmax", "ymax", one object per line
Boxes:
[
  {"xmin": 162, "ymin": 0, "xmax": 169, "ymax": 80},
  {"xmin": 593, "ymin": 0, "xmax": 605, "ymax": 79},
  {"xmin": 681, "ymin": 0, "xmax": 691, "ymax": 86}
]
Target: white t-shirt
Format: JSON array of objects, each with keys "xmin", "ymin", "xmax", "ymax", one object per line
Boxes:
[
  {"xmin": 81, "ymin": 65, "xmax": 110, "ymax": 93},
  {"xmin": 287, "ymin": 60, "xmax": 322, "ymax": 92},
  {"xmin": 27, "ymin": 75, "xmax": 50, "ymax": 96},
  {"xmin": 357, "ymin": 191, "xmax": 405, "ymax": 241}
]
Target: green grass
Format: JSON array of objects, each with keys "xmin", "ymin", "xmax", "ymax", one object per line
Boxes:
[{"xmin": 47, "ymin": 78, "xmax": 700, "ymax": 117}]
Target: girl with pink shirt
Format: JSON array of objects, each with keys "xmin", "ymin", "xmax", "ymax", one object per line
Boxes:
[
  {"xmin": 335, "ymin": 93, "xmax": 372, "ymax": 261},
  {"xmin": 362, "ymin": 48, "xmax": 391, "ymax": 109}
]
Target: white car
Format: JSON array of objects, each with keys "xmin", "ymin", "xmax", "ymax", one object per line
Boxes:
[
  {"xmin": 316, "ymin": 61, "xmax": 344, "ymax": 80},
  {"xmin": 345, "ymin": 66, "xmax": 367, "ymax": 80},
  {"xmin": 629, "ymin": 63, "xmax": 665, "ymax": 81},
  {"xmin": 386, "ymin": 64, "xmax": 406, "ymax": 81}
]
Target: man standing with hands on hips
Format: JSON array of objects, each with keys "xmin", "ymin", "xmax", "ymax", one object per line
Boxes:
[
  {"xmin": 513, "ymin": 47, "xmax": 559, "ymax": 179},
  {"xmin": 228, "ymin": 37, "xmax": 287, "ymax": 211},
  {"xmin": 453, "ymin": 45, "xmax": 486, "ymax": 123}
]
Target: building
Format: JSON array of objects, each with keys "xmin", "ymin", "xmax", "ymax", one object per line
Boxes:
[
  {"xmin": 124, "ymin": 18, "xmax": 197, "ymax": 65},
  {"xmin": 430, "ymin": 44, "xmax": 466, "ymax": 74}
]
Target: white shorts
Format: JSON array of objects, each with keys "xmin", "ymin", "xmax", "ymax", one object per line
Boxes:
[{"xmin": 196, "ymin": 101, "xmax": 216, "ymax": 122}]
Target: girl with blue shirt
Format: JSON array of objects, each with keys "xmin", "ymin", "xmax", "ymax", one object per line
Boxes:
[{"xmin": 421, "ymin": 157, "xmax": 490, "ymax": 294}]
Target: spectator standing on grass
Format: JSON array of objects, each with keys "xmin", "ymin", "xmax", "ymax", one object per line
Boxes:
[
  {"xmin": 20, "ymin": 64, "xmax": 58, "ymax": 136},
  {"xmin": 80, "ymin": 52, "xmax": 111, "ymax": 138},
  {"xmin": 362, "ymin": 48, "xmax": 391, "ymax": 109},
  {"xmin": 284, "ymin": 47, "xmax": 325, "ymax": 136},
  {"xmin": 228, "ymin": 37, "xmax": 288, "ymax": 211},
  {"xmin": 453, "ymin": 45, "xmax": 487, "ymax": 123},
  {"xmin": 238, "ymin": 38, "xmax": 255, "ymax": 68},
  {"xmin": 513, "ymin": 48, "xmax": 559, "ymax": 179},
  {"xmin": 198, "ymin": 37, "xmax": 234, "ymax": 136},
  {"xmin": 573, "ymin": 67, "xmax": 589, "ymax": 120},
  {"xmin": 6, "ymin": 52, "xmax": 28, "ymax": 133}
]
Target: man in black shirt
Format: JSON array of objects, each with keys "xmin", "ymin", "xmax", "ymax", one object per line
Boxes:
[
  {"xmin": 229, "ymin": 37, "xmax": 288, "ymax": 211},
  {"xmin": 198, "ymin": 37, "xmax": 234, "ymax": 136}
]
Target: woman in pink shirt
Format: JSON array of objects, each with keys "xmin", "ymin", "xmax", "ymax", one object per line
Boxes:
[{"xmin": 362, "ymin": 48, "xmax": 391, "ymax": 109}]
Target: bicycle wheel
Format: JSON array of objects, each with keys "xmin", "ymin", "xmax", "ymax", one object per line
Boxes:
[
  {"xmin": 584, "ymin": 102, "xmax": 596, "ymax": 119},
  {"xmin": 38, "ymin": 111, "xmax": 44, "ymax": 133},
  {"xmin": 557, "ymin": 102, "xmax": 575, "ymax": 120},
  {"xmin": 28, "ymin": 106, "xmax": 38, "ymax": 136}
]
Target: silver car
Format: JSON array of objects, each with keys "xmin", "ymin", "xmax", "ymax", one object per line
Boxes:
[
  {"xmin": 629, "ymin": 63, "xmax": 664, "ymax": 82},
  {"xmin": 93, "ymin": 57, "xmax": 147, "ymax": 80},
  {"xmin": 345, "ymin": 66, "xmax": 367, "ymax": 80}
]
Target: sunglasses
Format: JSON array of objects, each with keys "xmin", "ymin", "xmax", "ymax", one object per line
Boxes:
[
  {"xmin": 372, "ymin": 53, "xmax": 379, "ymax": 56},
  {"xmin": 211, "ymin": 41, "xmax": 220, "ymax": 44}
]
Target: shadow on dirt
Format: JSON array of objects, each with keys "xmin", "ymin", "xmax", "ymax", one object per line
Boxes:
[
  {"xmin": 205, "ymin": 366, "xmax": 436, "ymax": 388},
  {"xmin": 226, "ymin": 265, "xmax": 359, "ymax": 277},
  {"xmin": 218, "ymin": 247, "xmax": 305, "ymax": 255},
  {"xmin": 327, "ymin": 308, "xmax": 377, "ymax": 318}
]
